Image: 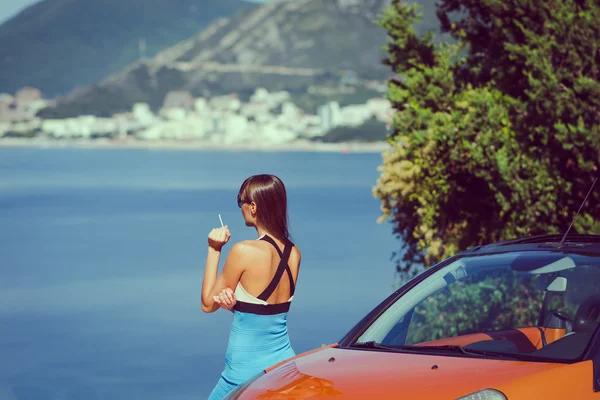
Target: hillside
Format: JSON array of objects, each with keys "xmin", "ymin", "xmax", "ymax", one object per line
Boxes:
[
  {"xmin": 0, "ymin": 0, "xmax": 255, "ymax": 96},
  {"xmin": 39, "ymin": 0, "xmax": 443, "ymax": 118}
]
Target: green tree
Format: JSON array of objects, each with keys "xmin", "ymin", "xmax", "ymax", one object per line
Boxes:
[
  {"xmin": 406, "ymin": 272, "xmax": 543, "ymax": 345},
  {"xmin": 375, "ymin": 0, "xmax": 600, "ymax": 280}
]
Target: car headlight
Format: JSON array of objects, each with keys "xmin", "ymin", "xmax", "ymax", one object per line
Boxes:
[
  {"xmin": 221, "ymin": 371, "xmax": 265, "ymax": 400},
  {"xmin": 456, "ymin": 389, "xmax": 507, "ymax": 400}
]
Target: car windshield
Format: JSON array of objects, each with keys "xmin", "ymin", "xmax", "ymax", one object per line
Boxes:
[{"xmin": 354, "ymin": 251, "xmax": 600, "ymax": 362}]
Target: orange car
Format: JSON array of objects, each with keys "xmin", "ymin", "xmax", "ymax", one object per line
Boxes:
[{"xmin": 223, "ymin": 234, "xmax": 600, "ymax": 399}]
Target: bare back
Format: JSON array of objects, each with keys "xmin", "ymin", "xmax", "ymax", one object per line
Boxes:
[{"xmin": 238, "ymin": 235, "xmax": 301, "ymax": 304}]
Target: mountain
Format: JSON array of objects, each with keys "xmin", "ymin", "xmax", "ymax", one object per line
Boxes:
[
  {"xmin": 0, "ymin": 0, "xmax": 256, "ymax": 96},
  {"xmin": 39, "ymin": 0, "xmax": 443, "ymax": 118}
]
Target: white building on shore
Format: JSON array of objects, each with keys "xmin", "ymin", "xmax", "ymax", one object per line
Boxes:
[{"xmin": 1, "ymin": 87, "xmax": 393, "ymax": 145}]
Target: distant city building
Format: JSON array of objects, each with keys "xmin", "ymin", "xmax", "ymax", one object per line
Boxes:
[
  {"xmin": 0, "ymin": 87, "xmax": 48, "ymax": 122},
  {"xmin": 0, "ymin": 94, "xmax": 14, "ymax": 123},
  {"xmin": 132, "ymin": 103, "xmax": 157, "ymax": 125},
  {"xmin": 162, "ymin": 90, "xmax": 194, "ymax": 111},
  {"xmin": 161, "ymin": 108, "xmax": 187, "ymax": 121},
  {"xmin": 250, "ymin": 88, "xmax": 270, "ymax": 104},
  {"xmin": 209, "ymin": 94, "xmax": 242, "ymax": 112},
  {"xmin": 340, "ymin": 104, "xmax": 372, "ymax": 127},
  {"xmin": 222, "ymin": 115, "xmax": 249, "ymax": 144},
  {"xmin": 15, "ymin": 87, "xmax": 42, "ymax": 103},
  {"xmin": 367, "ymin": 98, "xmax": 394, "ymax": 123},
  {"xmin": 280, "ymin": 102, "xmax": 299, "ymax": 122},
  {"xmin": 318, "ymin": 101, "xmax": 342, "ymax": 131},
  {"xmin": 1, "ymin": 84, "xmax": 392, "ymax": 146},
  {"xmin": 137, "ymin": 117, "xmax": 206, "ymax": 140},
  {"xmin": 194, "ymin": 98, "xmax": 208, "ymax": 114},
  {"xmin": 0, "ymin": 93, "xmax": 14, "ymax": 105},
  {"xmin": 240, "ymin": 102, "xmax": 270, "ymax": 121}
]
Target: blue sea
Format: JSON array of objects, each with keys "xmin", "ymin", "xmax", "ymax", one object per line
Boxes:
[{"xmin": 0, "ymin": 148, "xmax": 399, "ymax": 400}]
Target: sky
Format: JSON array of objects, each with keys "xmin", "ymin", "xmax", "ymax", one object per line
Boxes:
[
  {"xmin": 0, "ymin": 0, "xmax": 272, "ymax": 25},
  {"xmin": 0, "ymin": 0, "xmax": 39, "ymax": 24}
]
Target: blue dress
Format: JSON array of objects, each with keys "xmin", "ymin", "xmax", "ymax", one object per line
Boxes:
[{"xmin": 208, "ymin": 235, "xmax": 296, "ymax": 400}]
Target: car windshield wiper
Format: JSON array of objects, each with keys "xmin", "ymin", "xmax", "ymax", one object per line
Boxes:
[
  {"xmin": 397, "ymin": 345, "xmax": 521, "ymax": 360},
  {"xmin": 350, "ymin": 341, "xmax": 402, "ymax": 351},
  {"xmin": 350, "ymin": 343, "xmax": 521, "ymax": 359}
]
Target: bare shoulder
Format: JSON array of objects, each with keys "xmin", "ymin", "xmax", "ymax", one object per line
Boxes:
[
  {"xmin": 228, "ymin": 240, "xmax": 265, "ymax": 261},
  {"xmin": 231, "ymin": 240, "xmax": 264, "ymax": 252},
  {"xmin": 290, "ymin": 244, "xmax": 302, "ymax": 266}
]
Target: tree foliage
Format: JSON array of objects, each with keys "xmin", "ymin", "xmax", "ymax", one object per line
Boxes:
[
  {"xmin": 406, "ymin": 273, "xmax": 543, "ymax": 345},
  {"xmin": 374, "ymin": 0, "xmax": 600, "ymax": 280}
]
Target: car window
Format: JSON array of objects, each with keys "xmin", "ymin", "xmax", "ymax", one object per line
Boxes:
[
  {"xmin": 404, "ymin": 269, "xmax": 542, "ymax": 346},
  {"xmin": 547, "ymin": 264, "xmax": 600, "ymax": 317},
  {"xmin": 355, "ymin": 251, "xmax": 600, "ymax": 361}
]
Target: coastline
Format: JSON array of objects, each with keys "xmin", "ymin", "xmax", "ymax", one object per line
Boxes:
[{"xmin": 0, "ymin": 137, "xmax": 391, "ymax": 153}]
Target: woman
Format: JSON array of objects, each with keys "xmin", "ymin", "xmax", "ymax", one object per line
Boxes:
[{"xmin": 201, "ymin": 174, "xmax": 302, "ymax": 400}]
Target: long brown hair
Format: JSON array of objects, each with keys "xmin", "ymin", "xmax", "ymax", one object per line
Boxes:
[{"xmin": 237, "ymin": 174, "xmax": 293, "ymax": 246}]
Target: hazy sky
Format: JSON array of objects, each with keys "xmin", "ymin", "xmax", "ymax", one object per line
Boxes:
[
  {"xmin": 0, "ymin": 0, "xmax": 40, "ymax": 24},
  {"xmin": 0, "ymin": 0, "xmax": 272, "ymax": 25}
]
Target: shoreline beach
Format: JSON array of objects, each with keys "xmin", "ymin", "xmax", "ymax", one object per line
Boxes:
[{"xmin": 0, "ymin": 137, "xmax": 391, "ymax": 153}]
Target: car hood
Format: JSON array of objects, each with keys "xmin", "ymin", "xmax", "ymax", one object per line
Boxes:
[{"xmin": 240, "ymin": 347, "xmax": 581, "ymax": 399}]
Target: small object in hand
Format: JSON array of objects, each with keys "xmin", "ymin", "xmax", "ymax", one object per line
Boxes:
[{"xmin": 218, "ymin": 214, "xmax": 224, "ymax": 227}]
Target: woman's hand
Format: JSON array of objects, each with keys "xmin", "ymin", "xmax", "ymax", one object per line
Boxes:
[
  {"xmin": 208, "ymin": 226, "xmax": 231, "ymax": 251},
  {"xmin": 213, "ymin": 287, "xmax": 236, "ymax": 311}
]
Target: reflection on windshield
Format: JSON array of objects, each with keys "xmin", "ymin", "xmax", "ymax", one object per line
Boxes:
[
  {"xmin": 355, "ymin": 251, "xmax": 600, "ymax": 361},
  {"xmin": 256, "ymin": 362, "xmax": 343, "ymax": 399}
]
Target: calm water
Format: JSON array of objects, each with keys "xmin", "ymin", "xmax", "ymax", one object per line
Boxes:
[{"xmin": 0, "ymin": 148, "xmax": 399, "ymax": 400}]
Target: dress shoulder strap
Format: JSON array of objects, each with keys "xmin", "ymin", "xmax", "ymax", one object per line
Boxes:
[
  {"xmin": 257, "ymin": 235, "xmax": 295, "ymax": 301},
  {"xmin": 260, "ymin": 235, "xmax": 284, "ymax": 258}
]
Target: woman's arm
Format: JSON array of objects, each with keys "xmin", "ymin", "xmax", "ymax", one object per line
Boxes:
[
  {"xmin": 201, "ymin": 240, "xmax": 249, "ymax": 313},
  {"xmin": 201, "ymin": 246, "xmax": 225, "ymax": 313}
]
